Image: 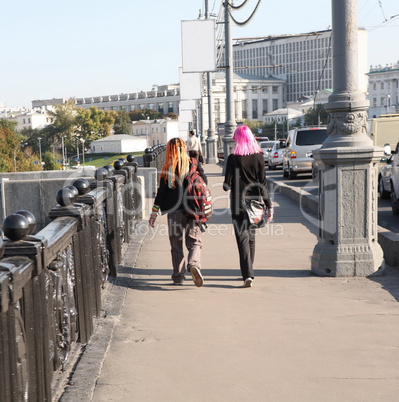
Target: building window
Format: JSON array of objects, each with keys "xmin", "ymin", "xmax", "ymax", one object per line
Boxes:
[
  {"xmin": 168, "ymin": 102, "xmax": 173, "ymax": 113},
  {"xmin": 272, "ymin": 86, "xmax": 278, "ymax": 94},
  {"xmin": 262, "ymin": 99, "xmax": 268, "ymax": 115},
  {"xmin": 242, "ymin": 100, "xmax": 247, "ymax": 119},
  {"xmin": 373, "ymin": 83, "xmax": 377, "ymax": 90},
  {"xmin": 252, "ymin": 100, "xmax": 258, "ymax": 119},
  {"xmin": 373, "ymin": 98, "xmax": 377, "ymax": 107},
  {"xmin": 381, "ymin": 82, "xmax": 384, "ymax": 90},
  {"xmin": 272, "ymin": 99, "xmax": 278, "ymax": 111}
]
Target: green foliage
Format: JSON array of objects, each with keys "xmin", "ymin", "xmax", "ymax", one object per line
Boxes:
[
  {"xmin": 0, "ymin": 121, "xmax": 40, "ymax": 172},
  {"xmin": 42, "ymin": 151, "xmax": 61, "ymax": 170},
  {"xmin": 0, "ymin": 119, "xmax": 18, "ymax": 132},
  {"xmin": 304, "ymin": 104, "xmax": 329, "ymax": 126},
  {"xmin": 128, "ymin": 108, "xmax": 163, "ymax": 121},
  {"xmin": 113, "ymin": 111, "xmax": 133, "ymax": 134}
]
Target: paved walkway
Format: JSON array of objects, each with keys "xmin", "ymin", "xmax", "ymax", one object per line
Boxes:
[{"xmin": 62, "ymin": 163, "xmax": 399, "ymax": 402}]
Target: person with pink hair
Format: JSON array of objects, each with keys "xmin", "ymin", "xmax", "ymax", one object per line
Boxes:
[{"xmin": 223, "ymin": 125, "xmax": 273, "ymax": 288}]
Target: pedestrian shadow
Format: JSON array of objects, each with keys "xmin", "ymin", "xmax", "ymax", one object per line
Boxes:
[
  {"xmin": 368, "ymin": 266, "xmax": 399, "ymax": 302},
  {"xmin": 111, "ymin": 266, "xmax": 311, "ymax": 292}
]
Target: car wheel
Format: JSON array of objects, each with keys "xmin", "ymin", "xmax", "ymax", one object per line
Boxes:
[
  {"xmin": 271, "ymin": 164, "xmax": 276, "ymax": 170},
  {"xmin": 283, "ymin": 164, "xmax": 289, "ymax": 178},
  {"xmin": 379, "ymin": 176, "xmax": 390, "ymax": 199},
  {"xmin": 390, "ymin": 185, "xmax": 399, "ymax": 215},
  {"xmin": 288, "ymin": 168, "xmax": 297, "ymax": 180}
]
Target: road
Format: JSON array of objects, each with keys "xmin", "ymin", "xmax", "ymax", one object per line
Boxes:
[{"xmin": 266, "ymin": 168, "xmax": 399, "ymax": 233}]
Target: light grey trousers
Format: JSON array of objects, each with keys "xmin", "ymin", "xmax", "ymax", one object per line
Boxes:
[{"xmin": 167, "ymin": 209, "xmax": 202, "ymax": 283}]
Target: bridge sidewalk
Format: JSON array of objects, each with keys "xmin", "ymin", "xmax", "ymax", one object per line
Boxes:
[{"xmin": 62, "ymin": 163, "xmax": 399, "ymax": 402}]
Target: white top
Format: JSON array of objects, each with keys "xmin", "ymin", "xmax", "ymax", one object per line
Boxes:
[{"xmin": 186, "ymin": 135, "xmax": 202, "ymax": 152}]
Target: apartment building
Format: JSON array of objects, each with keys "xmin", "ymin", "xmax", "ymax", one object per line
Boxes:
[
  {"xmin": 3, "ymin": 108, "xmax": 53, "ymax": 131},
  {"xmin": 32, "ymin": 73, "xmax": 285, "ymax": 135},
  {"xmin": 74, "ymin": 85, "xmax": 181, "ymax": 116},
  {"xmin": 367, "ymin": 62, "xmax": 399, "ymax": 118},
  {"xmin": 231, "ymin": 29, "xmax": 368, "ymax": 103}
]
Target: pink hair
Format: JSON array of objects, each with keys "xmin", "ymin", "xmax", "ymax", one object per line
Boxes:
[{"xmin": 233, "ymin": 125, "xmax": 262, "ymax": 156}]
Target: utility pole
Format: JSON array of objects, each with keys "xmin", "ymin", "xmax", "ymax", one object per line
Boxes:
[
  {"xmin": 38, "ymin": 137, "xmax": 42, "ymax": 170},
  {"xmin": 222, "ymin": 0, "xmax": 236, "ymax": 164},
  {"xmin": 205, "ymin": 0, "xmax": 218, "ymax": 163},
  {"xmin": 311, "ymin": 0, "xmax": 383, "ymax": 277}
]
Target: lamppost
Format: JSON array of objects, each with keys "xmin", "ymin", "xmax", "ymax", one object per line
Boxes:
[
  {"xmin": 37, "ymin": 137, "xmax": 42, "ymax": 170},
  {"xmin": 386, "ymin": 94, "xmax": 391, "ymax": 114},
  {"xmin": 61, "ymin": 136, "xmax": 66, "ymax": 169},
  {"xmin": 80, "ymin": 138, "xmax": 85, "ymax": 166}
]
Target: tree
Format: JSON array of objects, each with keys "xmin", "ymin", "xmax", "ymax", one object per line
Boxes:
[
  {"xmin": 113, "ymin": 111, "xmax": 132, "ymax": 134},
  {"xmin": 129, "ymin": 109, "xmax": 147, "ymax": 121},
  {"xmin": 0, "ymin": 120, "xmax": 40, "ymax": 172},
  {"xmin": 128, "ymin": 108, "xmax": 163, "ymax": 122},
  {"xmin": 304, "ymin": 104, "xmax": 329, "ymax": 126},
  {"xmin": 48, "ymin": 100, "xmax": 77, "ymax": 142},
  {"xmin": 42, "ymin": 150, "xmax": 61, "ymax": 170},
  {"xmin": 76, "ymin": 107, "xmax": 117, "ymax": 142}
]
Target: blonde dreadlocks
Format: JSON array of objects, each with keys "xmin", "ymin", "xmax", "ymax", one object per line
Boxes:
[{"xmin": 160, "ymin": 137, "xmax": 190, "ymax": 189}]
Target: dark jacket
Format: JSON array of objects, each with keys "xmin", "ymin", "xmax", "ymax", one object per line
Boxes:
[
  {"xmin": 223, "ymin": 153, "xmax": 271, "ymax": 217},
  {"xmin": 154, "ymin": 159, "xmax": 207, "ymax": 215}
]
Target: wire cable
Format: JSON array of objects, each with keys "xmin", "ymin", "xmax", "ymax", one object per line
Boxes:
[
  {"xmin": 228, "ymin": 0, "xmax": 250, "ymax": 10},
  {"xmin": 313, "ymin": 34, "xmax": 333, "ymax": 108},
  {"xmin": 228, "ymin": 0, "xmax": 262, "ymax": 26}
]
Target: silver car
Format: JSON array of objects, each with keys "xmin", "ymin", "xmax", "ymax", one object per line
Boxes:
[
  {"xmin": 378, "ymin": 155, "xmax": 392, "ymax": 199},
  {"xmin": 267, "ymin": 140, "xmax": 286, "ymax": 170},
  {"xmin": 282, "ymin": 126, "xmax": 328, "ymax": 179},
  {"xmin": 259, "ymin": 141, "xmax": 278, "ymax": 165}
]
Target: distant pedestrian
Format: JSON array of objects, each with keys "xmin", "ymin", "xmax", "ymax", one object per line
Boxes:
[
  {"xmin": 186, "ymin": 130, "xmax": 204, "ymax": 163},
  {"xmin": 149, "ymin": 137, "xmax": 207, "ymax": 287},
  {"xmin": 223, "ymin": 125, "xmax": 273, "ymax": 288}
]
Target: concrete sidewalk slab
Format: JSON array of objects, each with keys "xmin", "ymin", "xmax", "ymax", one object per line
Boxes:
[{"xmin": 64, "ymin": 163, "xmax": 399, "ymax": 401}]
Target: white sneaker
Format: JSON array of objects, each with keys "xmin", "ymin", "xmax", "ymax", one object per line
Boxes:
[
  {"xmin": 190, "ymin": 266, "xmax": 203, "ymax": 287},
  {"xmin": 243, "ymin": 278, "xmax": 253, "ymax": 288}
]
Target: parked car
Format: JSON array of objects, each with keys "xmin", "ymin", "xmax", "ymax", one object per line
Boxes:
[
  {"xmin": 388, "ymin": 142, "xmax": 399, "ymax": 214},
  {"xmin": 267, "ymin": 140, "xmax": 286, "ymax": 170},
  {"xmin": 282, "ymin": 126, "xmax": 328, "ymax": 179},
  {"xmin": 378, "ymin": 154, "xmax": 392, "ymax": 199},
  {"xmin": 259, "ymin": 140, "xmax": 278, "ymax": 165}
]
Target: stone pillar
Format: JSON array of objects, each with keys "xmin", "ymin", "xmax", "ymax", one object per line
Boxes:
[{"xmin": 311, "ymin": 0, "xmax": 384, "ymax": 277}]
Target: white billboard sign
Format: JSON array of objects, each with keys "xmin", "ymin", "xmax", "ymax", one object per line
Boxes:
[
  {"xmin": 179, "ymin": 68, "xmax": 202, "ymax": 100},
  {"xmin": 181, "ymin": 19, "xmax": 216, "ymax": 73}
]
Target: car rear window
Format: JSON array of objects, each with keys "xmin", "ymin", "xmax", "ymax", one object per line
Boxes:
[
  {"xmin": 260, "ymin": 142, "xmax": 275, "ymax": 149},
  {"xmin": 295, "ymin": 129, "xmax": 328, "ymax": 146}
]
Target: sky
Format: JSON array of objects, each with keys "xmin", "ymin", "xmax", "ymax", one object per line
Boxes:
[{"xmin": 1, "ymin": 0, "xmax": 398, "ymax": 109}]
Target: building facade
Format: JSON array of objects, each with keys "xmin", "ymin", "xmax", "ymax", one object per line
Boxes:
[
  {"xmin": 74, "ymin": 85, "xmax": 181, "ymax": 116},
  {"xmin": 132, "ymin": 118, "xmax": 179, "ymax": 146},
  {"xmin": 367, "ymin": 62, "xmax": 399, "ymax": 118},
  {"xmin": 200, "ymin": 71, "xmax": 285, "ymax": 131},
  {"xmin": 230, "ymin": 29, "xmax": 368, "ymax": 103},
  {"xmin": 3, "ymin": 108, "xmax": 53, "ymax": 131}
]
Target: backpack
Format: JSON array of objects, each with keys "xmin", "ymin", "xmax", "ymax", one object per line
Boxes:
[{"xmin": 184, "ymin": 158, "xmax": 212, "ymax": 231}]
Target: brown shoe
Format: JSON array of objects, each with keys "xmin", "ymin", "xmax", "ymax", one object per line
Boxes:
[{"xmin": 190, "ymin": 266, "xmax": 203, "ymax": 287}]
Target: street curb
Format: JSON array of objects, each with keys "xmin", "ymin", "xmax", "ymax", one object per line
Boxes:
[
  {"xmin": 58, "ymin": 221, "xmax": 148, "ymax": 401},
  {"xmin": 267, "ymin": 176, "xmax": 399, "ymax": 268}
]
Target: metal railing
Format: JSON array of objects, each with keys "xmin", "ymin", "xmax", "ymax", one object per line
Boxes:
[{"xmin": 0, "ymin": 160, "xmax": 142, "ymax": 401}]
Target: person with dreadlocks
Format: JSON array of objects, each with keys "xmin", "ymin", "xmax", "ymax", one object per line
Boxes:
[{"xmin": 149, "ymin": 137, "xmax": 207, "ymax": 287}]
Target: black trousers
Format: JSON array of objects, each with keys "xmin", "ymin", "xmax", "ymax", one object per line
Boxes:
[{"xmin": 232, "ymin": 211, "xmax": 256, "ymax": 280}]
